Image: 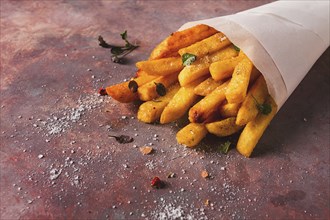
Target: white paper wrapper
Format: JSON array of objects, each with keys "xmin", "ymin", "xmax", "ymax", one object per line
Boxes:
[{"xmin": 179, "ymin": 0, "xmax": 329, "ymax": 109}]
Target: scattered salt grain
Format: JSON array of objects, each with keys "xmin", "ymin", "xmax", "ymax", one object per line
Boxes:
[
  {"xmin": 38, "ymin": 154, "xmax": 44, "ymax": 159},
  {"xmin": 49, "ymin": 168, "xmax": 62, "ymax": 180},
  {"xmin": 42, "ymin": 94, "xmax": 104, "ymax": 135}
]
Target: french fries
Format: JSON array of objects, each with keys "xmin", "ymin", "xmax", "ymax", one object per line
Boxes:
[
  {"xmin": 137, "ymin": 84, "xmax": 180, "ymax": 123},
  {"xmin": 106, "ymin": 74, "xmax": 157, "ymax": 103},
  {"xmin": 136, "ymin": 57, "xmax": 183, "ymax": 76},
  {"xmin": 176, "ymin": 123, "xmax": 208, "ymax": 147},
  {"xmin": 178, "ymin": 32, "xmax": 231, "ymax": 58},
  {"xmin": 236, "ymin": 96, "xmax": 277, "ymax": 157},
  {"xmin": 149, "ymin": 24, "xmax": 218, "ymax": 60},
  {"xmin": 219, "ymin": 101, "xmax": 241, "ymax": 118},
  {"xmin": 106, "ymin": 24, "xmax": 278, "ymax": 157},
  {"xmin": 194, "ymin": 77, "xmax": 223, "ymax": 96},
  {"xmin": 225, "ymin": 57, "xmax": 253, "ymax": 103},
  {"xmin": 160, "ymin": 77, "xmax": 205, "ymax": 124},
  {"xmin": 236, "ymin": 75, "xmax": 268, "ymax": 126},
  {"xmin": 209, "ymin": 54, "xmax": 244, "ymax": 81},
  {"xmin": 206, "ymin": 117, "xmax": 243, "ymax": 137},
  {"xmin": 189, "ymin": 81, "xmax": 229, "ymax": 123},
  {"xmin": 178, "ymin": 46, "xmax": 238, "ymax": 86},
  {"xmin": 137, "ymin": 72, "xmax": 179, "ymax": 101}
]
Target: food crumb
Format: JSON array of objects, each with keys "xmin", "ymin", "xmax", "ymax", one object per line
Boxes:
[
  {"xmin": 140, "ymin": 146, "xmax": 153, "ymax": 155},
  {"xmin": 201, "ymin": 170, "xmax": 209, "ymax": 179}
]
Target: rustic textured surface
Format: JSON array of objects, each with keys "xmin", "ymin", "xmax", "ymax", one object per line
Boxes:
[{"xmin": 1, "ymin": 1, "xmax": 329, "ymax": 219}]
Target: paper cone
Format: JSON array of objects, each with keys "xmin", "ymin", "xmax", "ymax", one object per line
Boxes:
[{"xmin": 180, "ymin": 0, "xmax": 329, "ymax": 109}]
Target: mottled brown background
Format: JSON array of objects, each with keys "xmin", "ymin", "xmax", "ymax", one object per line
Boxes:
[{"xmin": 1, "ymin": 0, "xmax": 329, "ymax": 220}]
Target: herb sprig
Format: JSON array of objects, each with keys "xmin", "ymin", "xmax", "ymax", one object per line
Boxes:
[
  {"xmin": 98, "ymin": 31, "xmax": 139, "ymax": 63},
  {"xmin": 252, "ymin": 95, "xmax": 272, "ymax": 115}
]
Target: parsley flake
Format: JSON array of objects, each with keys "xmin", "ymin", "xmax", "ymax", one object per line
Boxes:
[
  {"xmin": 252, "ymin": 95, "xmax": 272, "ymax": 115},
  {"xmin": 219, "ymin": 141, "xmax": 231, "ymax": 154}
]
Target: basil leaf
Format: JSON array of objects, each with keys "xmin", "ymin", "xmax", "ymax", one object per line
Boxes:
[{"xmin": 182, "ymin": 53, "xmax": 197, "ymax": 66}]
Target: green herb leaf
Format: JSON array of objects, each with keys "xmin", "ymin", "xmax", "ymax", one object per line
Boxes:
[
  {"xmin": 182, "ymin": 53, "xmax": 197, "ymax": 66},
  {"xmin": 233, "ymin": 44, "xmax": 240, "ymax": 52},
  {"xmin": 120, "ymin": 30, "xmax": 127, "ymax": 40},
  {"xmin": 258, "ymin": 103, "xmax": 272, "ymax": 115},
  {"xmin": 219, "ymin": 141, "xmax": 231, "ymax": 154},
  {"xmin": 154, "ymin": 82, "xmax": 166, "ymax": 96},
  {"xmin": 128, "ymin": 80, "xmax": 138, "ymax": 93},
  {"xmin": 98, "ymin": 31, "xmax": 139, "ymax": 63},
  {"xmin": 98, "ymin": 36, "xmax": 115, "ymax": 48},
  {"xmin": 252, "ymin": 95, "xmax": 272, "ymax": 115}
]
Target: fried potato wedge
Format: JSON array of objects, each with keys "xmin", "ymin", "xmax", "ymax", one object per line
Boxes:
[
  {"xmin": 225, "ymin": 57, "xmax": 253, "ymax": 104},
  {"xmin": 136, "ymin": 57, "xmax": 183, "ymax": 76},
  {"xmin": 194, "ymin": 77, "xmax": 223, "ymax": 96},
  {"xmin": 179, "ymin": 46, "xmax": 237, "ymax": 86},
  {"xmin": 189, "ymin": 80, "xmax": 229, "ymax": 123},
  {"xmin": 106, "ymin": 74, "xmax": 157, "ymax": 103},
  {"xmin": 236, "ymin": 96, "xmax": 277, "ymax": 157},
  {"xmin": 137, "ymin": 72, "xmax": 179, "ymax": 101},
  {"xmin": 219, "ymin": 101, "xmax": 241, "ymax": 118},
  {"xmin": 149, "ymin": 24, "xmax": 218, "ymax": 60},
  {"xmin": 137, "ymin": 84, "xmax": 180, "ymax": 123},
  {"xmin": 176, "ymin": 123, "xmax": 208, "ymax": 147},
  {"xmin": 160, "ymin": 77, "xmax": 205, "ymax": 124},
  {"xmin": 236, "ymin": 75, "xmax": 269, "ymax": 126},
  {"xmin": 178, "ymin": 33, "xmax": 231, "ymax": 58},
  {"xmin": 206, "ymin": 117, "xmax": 243, "ymax": 137}
]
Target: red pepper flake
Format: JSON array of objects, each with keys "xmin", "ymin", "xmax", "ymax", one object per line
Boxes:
[
  {"xmin": 151, "ymin": 176, "xmax": 165, "ymax": 189},
  {"xmin": 98, "ymin": 88, "xmax": 108, "ymax": 96}
]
